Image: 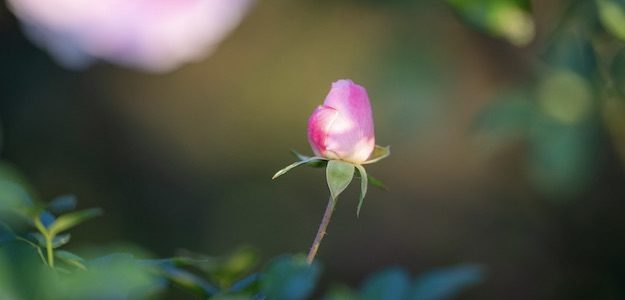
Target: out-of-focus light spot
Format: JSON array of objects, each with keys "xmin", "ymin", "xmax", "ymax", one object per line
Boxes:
[
  {"xmin": 6, "ymin": 0, "xmax": 255, "ymax": 73},
  {"xmin": 597, "ymin": 0, "xmax": 625, "ymax": 40},
  {"xmin": 538, "ymin": 70, "xmax": 593, "ymax": 124},
  {"xmin": 492, "ymin": 4, "xmax": 535, "ymax": 46}
]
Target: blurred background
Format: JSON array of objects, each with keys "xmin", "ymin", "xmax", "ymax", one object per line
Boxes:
[{"xmin": 2, "ymin": 0, "xmax": 625, "ymax": 299}]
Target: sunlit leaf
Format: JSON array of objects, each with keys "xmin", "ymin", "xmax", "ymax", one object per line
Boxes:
[
  {"xmin": 447, "ymin": 0, "xmax": 535, "ymax": 46},
  {"xmin": 260, "ymin": 255, "xmax": 321, "ymax": 300},
  {"xmin": 597, "ymin": 0, "xmax": 625, "ymax": 40},
  {"xmin": 326, "ymin": 160, "xmax": 355, "ymax": 200},
  {"xmin": 49, "ymin": 208, "xmax": 102, "ymax": 236}
]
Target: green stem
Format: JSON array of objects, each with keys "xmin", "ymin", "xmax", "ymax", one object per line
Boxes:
[
  {"xmin": 45, "ymin": 234, "xmax": 54, "ymax": 267},
  {"xmin": 306, "ymin": 196, "xmax": 337, "ymax": 264}
]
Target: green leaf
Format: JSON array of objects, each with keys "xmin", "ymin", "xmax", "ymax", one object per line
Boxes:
[
  {"xmin": 597, "ymin": 0, "xmax": 625, "ymax": 40},
  {"xmin": 272, "ymin": 157, "xmax": 326, "ymax": 180},
  {"xmin": 0, "ymin": 222, "xmax": 15, "ymax": 244},
  {"xmin": 49, "ymin": 208, "xmax": 102, "ymax": 236},
  {"xmin": 355, "ymin": 165, "xmax": 368, "ymax": 218},
  {"xmin": 409, "ymin": 264, "xmax": 484, "ymax": 300},
  {"xmin": 47, "ymin": 195, "xmax": 77, "ymax": 214},
  {"xmin": 52, "ymin": 233, "xmax": 71, "ymax": 248},
  {"xmin": 260, "ymin": 255, "xmax": 321, "ymax": 300},
  {"xmin": 55, "ymin": 250, "xmax": 87, "ymax": 270},
  {"xmin": 326, "ymin": 160, "xmax": 355, "ymax": 200},
  {"xmin": 360, "ymin": 268, "xmax": 410, "ymax": 300},
  {"xmin": 367, "ymin": 174, "xmax": 387, "ymax": 190},
  {"xmin": 363, "ymin": 145, "xmax": 390, "ymax": 164},
  {"xmin": 447, "ymin": 0, "xmax": 535, "ymax": 46}
]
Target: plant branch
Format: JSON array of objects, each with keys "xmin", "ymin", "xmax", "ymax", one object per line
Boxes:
[{"xmin": 306, "ymin": 196, "xmax": 337, "ymax": 264}]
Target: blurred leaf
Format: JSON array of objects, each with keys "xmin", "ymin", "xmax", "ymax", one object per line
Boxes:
[
  {"xmin": 47, "ymin": 194, "xmax": 77, "ymax": 214},
  {"xmin": 544, "ymin": 29, "xmax": 596, "ymax": 78},
  {"xmin": 528, "ymin": 116, "xmax": 597, "ymax": 198},
  {"xmin": 355, "ymin": 165, "xmax": 368, "ymax": 217},
  {"xmin": 49, "ymin": 253, "xmax": 164, "ymax": 300},
  {"xmin": 363, "ymin": 145, "xmax": 391, "ymax": 164},
  {"xmin": 324, "ymin": 285, "xmax": 358, "ymax": 300},
  {"xmin": 447, "ymin": 0, "xmax": 535, "ymax": 46},
  {"xmin": 211, "ymin": 247, "xmax": 260, "ymax": 288},
  {"xmin": 229, "ymin": 273, "xmax": 260, "ymax": 294},
  {"xmin": 52, "ymin": 233, "xmax": 71, "ymax": 248},
  {"xmin": 0, "ymin": 222, "xmax": 15, "ymax": 244},
  {"xmin": 367, "ymin": 174, "xmax": 387, "ymax": 190},
  {"xmin": 158, "ymin": 264, "xmax": 219, "ymax": 297},
  {"xmin": 49, "ymin": 208, "xmax": 102, "ymax": 236},
  {"xmin": 409, "ymin": 264, "xmax": 484, "ymax": 300},
  {"xmin": 273, "ymin": 157, "xmax": 326, "ymax": 179},
  {"xmin": 38, "ymin": 210, "xmax": 55, "ymax": 229},
  {"xmin": 27, "ymin": 232, "xmax": 70, "ymax": 248},
  {"xmin": 260, "ymin": 255, "xmax": 321, "ymax": 300},
  {"xmin": 326, "ymin": 160, "xmax": 355, "ymax": 200},
  {"xmin": 610, "ymin": 49, "xmax": 625, "ymax": 97},
  {"xmin": 55, "ymin": 250, "xmax": 86, "ymax": 270},
  {"xmin": 473, "ymin": 91, "xmax": 533, "ymax": 137},
  {"xmin": 360, "ymin": 267, "xmax": 410, "ymax": 300},
  {"xmin": 597, "ymin": 0, "xmax": 625, "ymax": 40}
]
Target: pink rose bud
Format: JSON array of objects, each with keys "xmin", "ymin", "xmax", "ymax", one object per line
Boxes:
[{"xmin": 307, "ymin": 79, "xmax": 375, "ymax": 164}]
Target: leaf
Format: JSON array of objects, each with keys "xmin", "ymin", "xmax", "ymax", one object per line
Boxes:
[
  {"xmin": 0, "ymin": 222, "xmax": 15, "ymax": 244},
  {"xmin": 55, "ymin": 250, "xmax": 86, "ymax": 270},
  {"xmin": 362, "ymin": 145, "xmax": 390, "ymax": 164},
  {"xmin": 38, "ymin": 211, "xmax": 55, "ymax": 229},
  {"xmin": 159, "ymin": 264, "xmax": 219, "ymax": 297},
  {"xmin": 326, "ymin": 160, "xmax": 355, "ymax": 200},
  {"xmin": 360, "ymin": 267, "xmax": 410, "ymax": 300},
  {"xmin": 409, "ymin": 264, "xmax": 484, "ymax": 300},
  {"xmin": 291, "ymin": 150, "xmax": 328, "ymax": 168},
  {"xmin": 28, "ymin": 232, "xmax": 70, "ymax": 248},
  {"xmin": 49, "ymin": 208, "xmax": 102, "ymax": 236},
  {"xmin": 447, "ymin": 0, "xmax": 535, "ymax": 46},
  {"xmin": 52, "ymin": 233, "xmax": 71, "ymax": 248},
  {"xmin": 355, "ymin": 165, "xmax": 368, "ymax": 217},
  {"xmin": 47, "ymin": 194, "xmax": 77, "ymax": 214},
  {"xmin": 597, "ymin": 0, "xmax": 625, "ymax": 40},
  {"xmin": 272, "ymin": 157, "xmax": 326, "ymax": 180},
  {"xmin": 260, "ymin": 255, "xmax": 321, "ymax": 300},
  {"xmin": 367, "ymin": 174, "xmax": 387, "ymax": 190}
]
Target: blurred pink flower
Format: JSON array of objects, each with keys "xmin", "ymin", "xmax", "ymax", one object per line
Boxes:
[
  {"xmin": 7, "ymin": 0, "xmax": 254, "ymax": 72},
  {"xmin": 308, "ymin": 79, "xmax": 375, "ymax": 164}
]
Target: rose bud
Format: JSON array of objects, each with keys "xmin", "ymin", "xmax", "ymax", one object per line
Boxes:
[{"xmin": 307, "ymin": 79, "xmax": 375, "ymax": 164}]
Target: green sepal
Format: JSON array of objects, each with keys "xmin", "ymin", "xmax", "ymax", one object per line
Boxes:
[
  {"xmin": 290, "ymin": 150, "xmax": 328, "ymax": 168},
  {"xmin": 272, "ymin": 157, "xmax": 326, "ymax": 179},
  {"xmin": 355, "ymin": 165, "xmax": 368, "ymax": 218},
  {"xmin": 362, "ymin": 145, "xmax": 391, "ymax": 165},
  {"xmin": 326, "ymin": 160, "xmax": 355, "ymax": 200}
]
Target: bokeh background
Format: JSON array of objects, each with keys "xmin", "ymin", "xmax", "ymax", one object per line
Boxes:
[{"xmin": 2, "ymin": 0, "xmax": 625, "ymax": 299}]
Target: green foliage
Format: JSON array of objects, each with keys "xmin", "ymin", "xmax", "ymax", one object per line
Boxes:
[
  {"xmin": 260, "ymin": 255, "xmax": 321, "ymax": 300},
  {"xmin": 447, "ymin": 0, "xmax": 535, "ymax": 46},
  {"xmin": 597, "ymin": 0, "xmax": 625, "ymax": 40}
]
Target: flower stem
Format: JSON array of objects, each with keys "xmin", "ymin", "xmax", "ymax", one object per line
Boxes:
[{"xmin": 306, "ymin": 196, "xmax": 337, "ymax": 264}]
